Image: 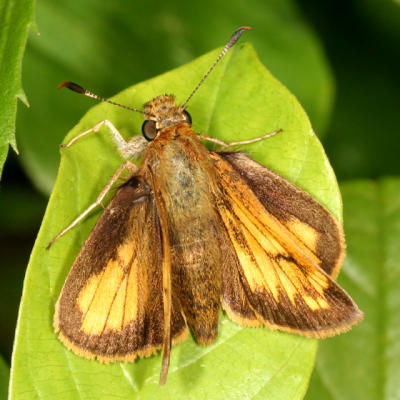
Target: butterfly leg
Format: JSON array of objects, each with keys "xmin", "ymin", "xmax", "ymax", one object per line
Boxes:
[
  {"xmin": 62, "ymin": 119, "xmax": 148, "ymax": 159},
  {"xmin": 198, "ymin": 129, "xmax": 282, "ymax": 148},
  {"xmin": 46, "ymin": 160, "xmax": 138, "ymax": 249}
]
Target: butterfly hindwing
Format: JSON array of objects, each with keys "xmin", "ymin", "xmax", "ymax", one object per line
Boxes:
[
  {"xmin": 211, "ymin": 152, "xmax": 362, "ymax": 337},
  {"xmin": 54, "ymin": 177, "xmax": 188, "ymax": 362}
]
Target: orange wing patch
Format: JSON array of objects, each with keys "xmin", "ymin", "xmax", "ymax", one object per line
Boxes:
[
  {"xmin": 286, "ymin": 216, "xmax": 319, "ymax": 254},
  {"xmin": 77, "ymin": 250, "xmax": 140, "ymax": 335}
]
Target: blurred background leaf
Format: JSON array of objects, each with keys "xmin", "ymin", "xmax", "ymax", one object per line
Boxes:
[
  {"xmin": 299, "ymin": 0, "xmax": 400, "ymax": 180},
  {"xmin": 1, "ymin": 0, "xmax": 399, "ymax": 398},
  {"xmin": 0, "ymin": 354, "xmax": 9, "ymax": 400}
]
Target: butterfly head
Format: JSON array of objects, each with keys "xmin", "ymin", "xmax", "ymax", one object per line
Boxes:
[{"xmin": 142, "ymin": 95, "xmax": 192, "ymax": 141}]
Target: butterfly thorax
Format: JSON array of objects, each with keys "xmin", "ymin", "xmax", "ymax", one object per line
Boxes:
[{"xmin": 144, "ymin": 95, "xmax": 188, "ymax": 130}]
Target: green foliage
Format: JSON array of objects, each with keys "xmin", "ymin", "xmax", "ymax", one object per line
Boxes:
[
  {"xmin": 0, "ymin": 0, "xmax": 34, "ymax": 176},
  {"xmin": 9, "ymin": 43, "xmax": 342, "ymax": 400}
]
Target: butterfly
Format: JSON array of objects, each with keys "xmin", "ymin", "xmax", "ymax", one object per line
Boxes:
[{"xmin": 50, "ymin": 27, "xmax": 363, "ymax": 385}]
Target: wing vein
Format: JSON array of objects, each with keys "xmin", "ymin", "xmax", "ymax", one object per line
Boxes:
[
  {"xmin": 81, "ymin": 267, "xmax": 107, "ymax": 336},
  {"xmin": 100, "ymin": 272, "xmax": 127, "ymax": 336},
  {"xmin": 223, "ymin": 198, "xmax": 279, "ymax": 323}
]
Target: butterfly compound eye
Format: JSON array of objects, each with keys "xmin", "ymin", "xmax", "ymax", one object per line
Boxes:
[
  {"xmin": 142, "ymin": 120, "xmax": 158, "ymax": 141},
  {"xmin": 183, "ymin": 110, "xmax": 192, "ymax": 124}
]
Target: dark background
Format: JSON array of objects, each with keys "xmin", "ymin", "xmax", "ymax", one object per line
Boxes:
[{"xmin": 1, "ymin": 0, "xmax": 399, "ymax": 374}]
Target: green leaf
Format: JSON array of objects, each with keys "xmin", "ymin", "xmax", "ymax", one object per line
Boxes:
[
  {"xmin": 306, "ymin": 178, "xmax": 400, "ymax": 400},
  {"xmin": 18, "ymin": 0, "xmax": 333, "ymax": 194},
  {"xmin": 11, "ymin": 43, "xmax": 342, "ymax": 399},
  {"xmin": 0, "ymin": 355, "xmax": 9, "ymax": 400},
  {"xmin": 0, "ymin": 0, "xmax": 35, "ymax": 177}
]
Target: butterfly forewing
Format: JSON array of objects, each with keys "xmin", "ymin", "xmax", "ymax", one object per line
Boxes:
[{"xmin": 211, "ymin": 152, "xmax": 363, "ymax": 337}]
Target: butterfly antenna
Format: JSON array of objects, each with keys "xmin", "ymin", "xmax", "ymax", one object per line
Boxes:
[
  {"xmin": 58, "ymin": 81, "xmax": 146, "ymax": 115},
  {"xmin": 181, "ymin": 26, "xmax": 250, "ymax": 109}
]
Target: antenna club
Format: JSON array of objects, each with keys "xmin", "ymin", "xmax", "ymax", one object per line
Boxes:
[
  {"xmin": 57, "ymin": 81, "xmax": 68, "ymax": 89},
  {"xmin": 58, "ymin": 81, "xmax": 86, "ymax": 94},
  {"xmin": 228, "ymin": 26, "xmax": 251, "ymax": 47},
  {"xmin": 59, "ymin": 81, "xmax": 147, "ymax": 115}
]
